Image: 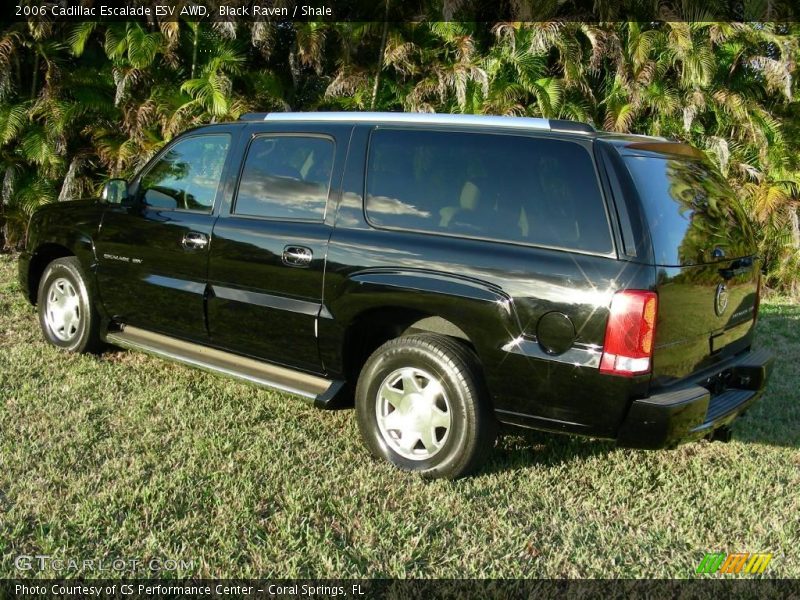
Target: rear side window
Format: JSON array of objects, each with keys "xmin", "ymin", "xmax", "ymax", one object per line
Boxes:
[
  {"xmin": 623, "ymin": 155, "xmax": 755, "ymax": 266},
  {"xmin": 234, "ymin": 135, "xmax": 334, "ymax": 221},
  {"xmin": 365, "ymin": 129, "xmax": 612, "ymax": 254}
]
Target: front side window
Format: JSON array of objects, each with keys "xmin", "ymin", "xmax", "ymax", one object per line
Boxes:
[
  {"xmin": 365, "ymin": 129, "xmax": 613, "ymax": 254},
  {"xmin": 234, "ymin": 135, "xmax": 334, "ymax": 221},
  {"xmin": 139, "ymin": 134, "xmax": 231, "ymax": 212}
]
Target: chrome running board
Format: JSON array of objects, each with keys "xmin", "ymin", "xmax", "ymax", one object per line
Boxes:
[{"xmin": 105, "ymin": 326, "xmax": 345, "ymax": 408}]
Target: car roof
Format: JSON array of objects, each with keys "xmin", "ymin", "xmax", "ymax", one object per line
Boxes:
[{"xmin": 196, "ymin": 112, "xmax": 701, "ymax": 156}]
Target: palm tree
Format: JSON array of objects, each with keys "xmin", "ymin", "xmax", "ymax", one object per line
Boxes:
[{"xmin": 0, "ymin": 17, "xmax": 796, "ymax": 294}]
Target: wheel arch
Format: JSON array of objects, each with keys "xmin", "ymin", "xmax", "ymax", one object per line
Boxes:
[
  {"xmin": 327, "ymin": 276, "xmax": 521, "ymax": 408},
  {"xmin": 26, "ymin": 243, "xmax": 75, "ymax": 304},
  {"xmin": 338, "ymin": 306, "xmax": 479, "ymax": 386}
]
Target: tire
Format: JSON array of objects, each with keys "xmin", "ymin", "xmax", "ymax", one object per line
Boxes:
[
  {"xmin": 355, "ymin": 333, "xmax": 496, "ymax": 479},
  {"xmin": 37, "ymin": 257, "xmax": 104, "ymax": 354}
]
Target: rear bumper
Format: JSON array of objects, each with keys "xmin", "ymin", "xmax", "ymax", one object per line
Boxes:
[{"xmin": 617, "ymin": 348, "xmax": 774, "ymax": 449}]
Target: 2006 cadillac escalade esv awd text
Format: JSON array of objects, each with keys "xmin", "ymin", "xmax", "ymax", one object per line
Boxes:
[{"xmin": 18, "ymin": 112, "xmax": 774, "ymax": 478}]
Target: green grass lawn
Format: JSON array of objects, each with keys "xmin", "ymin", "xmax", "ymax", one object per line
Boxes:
[{"xmin": 0, "ymin": 253, "xmax": 798, "ymax": 579}]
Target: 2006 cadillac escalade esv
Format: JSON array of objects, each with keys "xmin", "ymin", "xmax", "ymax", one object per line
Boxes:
[{"xmin": 18, "ymin": 112, "xmax": 774, "ymax": 478}]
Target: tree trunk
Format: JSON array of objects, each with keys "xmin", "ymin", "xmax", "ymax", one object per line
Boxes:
[
  {"xmin": 30, "ymin": 52, "xmax": 40, "ymax": 100},
  {"xmin": 14, "ymin": 53, "xmax": 21, "ymax": 93},
  {"xmin": 191, "ymin": 23, "xmax": 200, "ymax": 79},
  {"xmin": 370, "ymin": 0, "xmax": 390, "ymax": 110}
]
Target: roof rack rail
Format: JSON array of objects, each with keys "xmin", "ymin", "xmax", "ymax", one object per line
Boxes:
[
  {"xmin": 259, "ymin": 111, "xmax": 551, "ymax": 130},
  {"xmin": 238, "ymin": 111, "xmax": 597, "ymax": 135}
]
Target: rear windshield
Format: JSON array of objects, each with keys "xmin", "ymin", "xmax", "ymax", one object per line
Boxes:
[{"xmin": 623, "ymin": 154, "xmax": 754, "ymax": 266}]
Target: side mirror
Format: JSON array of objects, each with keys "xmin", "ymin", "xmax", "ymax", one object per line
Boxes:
[{"xmin": 101, "ymin": 179, "xmax": 129, "ymax": 204}]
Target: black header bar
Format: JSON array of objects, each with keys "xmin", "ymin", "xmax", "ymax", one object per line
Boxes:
[
  {"xmin": 3, "ymin": 579, "xmax": 800, "ymax": 599},
  {"xmin": 4, "ymin": 0, "xmax": 799, "ymax": 23}
]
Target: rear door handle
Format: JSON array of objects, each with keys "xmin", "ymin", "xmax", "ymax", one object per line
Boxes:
[
  {"xmin": 282, "ymin": 245, "xmax": 313, "ymax": 267},
  {"xmin": 182, "ymin": 231, "xmax": 209, "ymax": 250}
]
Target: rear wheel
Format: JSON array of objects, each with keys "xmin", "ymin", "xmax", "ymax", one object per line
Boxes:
[
  {"xmin": 356, "ymin": 333, "xmax": 496, "ymax": 479},
  {"xmin": 37, "ymin": 257, "xmax": 104, "ymax": 353}
]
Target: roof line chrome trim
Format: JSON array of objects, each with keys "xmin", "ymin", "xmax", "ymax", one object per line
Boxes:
[{"xmin": 260, "ymin": 111, "xmax": 551, "ymax": 131}]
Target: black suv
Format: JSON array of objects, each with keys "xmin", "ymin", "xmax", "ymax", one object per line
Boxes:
[{"xmin": 18, "ymin": 112, "xmax": 773, "ymax": 478}]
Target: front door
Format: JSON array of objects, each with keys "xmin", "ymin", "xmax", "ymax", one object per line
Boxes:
[
  {"xmin": 95, "ymin": 130, "xmax": 236, "ymax": 340},
  {"xmin": 207, "ymin": 126, "xmax": 349, "ymax": 373}
]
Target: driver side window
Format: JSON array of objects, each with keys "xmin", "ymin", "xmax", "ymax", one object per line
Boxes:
[{"xmin": 139, "ymin": 134, "xmax": 231, "ymax": 212}]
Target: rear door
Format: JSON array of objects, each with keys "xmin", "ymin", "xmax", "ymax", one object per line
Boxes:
[
  {"xmin": 617, "ymin": 145, "xmax": 760, "ymax": 385},
  {"xmin": 206, "ymin": 123, "xmax": 351, "ymax": 373}
]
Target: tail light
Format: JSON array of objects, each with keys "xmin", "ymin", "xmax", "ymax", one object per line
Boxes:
[{"xmin": 599, "ymin": 290, "xmax": 658, "ymax": 377}]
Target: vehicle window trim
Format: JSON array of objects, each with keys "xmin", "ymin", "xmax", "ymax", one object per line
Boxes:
[
  {"xmin": 361, "ymin": 127, "xmax": 617, "ymax": 258},
  {"xmin": 132, "ymin": 132, "xmax": 234, "ymax": 214},
  {"xmin": 230, "ymin": 132, "xmax": 337, "ymax": 223},
  {"xmin": 596, "ymin": 143, "xmax": 636, "ymax": 258}
]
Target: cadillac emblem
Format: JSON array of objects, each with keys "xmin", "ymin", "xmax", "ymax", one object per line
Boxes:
[{"xmin": 715, "ymin": 283, "xmax": 729, "ymax": 316}]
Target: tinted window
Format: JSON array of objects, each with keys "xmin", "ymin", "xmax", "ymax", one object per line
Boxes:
[
  {"xmin": 623, "ymin": 155, "xmax": 755, "ymax": 266},
  {"xmin": 234, "ymin": 135, "xmax": 334, "ymax": 220},
  {"xmin": 140, "ymin": 135, "xmax": 230, "ymax": 212},
  {"xmin": 365, "ymin": 129, "xmax": 612, "ymax": 253}
]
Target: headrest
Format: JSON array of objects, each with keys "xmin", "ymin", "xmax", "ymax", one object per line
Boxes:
[{"xmin": 459, "ymin": 181, "xmax": 480, "ymax": 210}]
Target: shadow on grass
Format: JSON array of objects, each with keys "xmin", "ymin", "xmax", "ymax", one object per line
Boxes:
[
  {"xmin": 743, "ymin": 301, "xmax": 800, "ymax": 448},
  {"xmin": 729, "ymin": 389, "xmax": 800, "ymax": 448},
  {"xmin": 482, "ymin": 427, "xmax": 616, "ymax": 475},
  {"xmin": 480, "ymin": 418, "xmax": 795, "ymax": 478}
]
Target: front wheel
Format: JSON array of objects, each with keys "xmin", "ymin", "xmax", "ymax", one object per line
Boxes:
[
  {"xmin": 355, "ymin": 334, "xmax": 496, "ymax": 479},
  {"xmin": 37, "ymin": 257, "xmax": 104, "ymax": 353}
]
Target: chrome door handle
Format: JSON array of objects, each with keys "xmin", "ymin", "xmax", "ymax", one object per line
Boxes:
[
  {"xmin": 182, "ymin": 231, "xmax": 208, "ymax": 250},
  {"xmin": 282, "ymin": 245, "xmax": 313, "ymax": 267}
]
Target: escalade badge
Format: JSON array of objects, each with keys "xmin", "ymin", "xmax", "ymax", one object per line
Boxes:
[{"xmin": 715, "ymin": 283, "xmax": 729, "ymax": 316}]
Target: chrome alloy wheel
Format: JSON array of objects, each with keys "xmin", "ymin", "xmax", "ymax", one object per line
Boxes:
[
  {"xmin": 375, "ymin": 367, "xmax": 452, "ymax": 461},
  {"xmin": 45, "ymin": 277, "xmax": 81, "ymax": 342}
]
